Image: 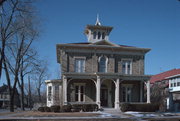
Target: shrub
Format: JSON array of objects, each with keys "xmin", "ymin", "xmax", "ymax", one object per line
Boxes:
[
  {"xmin": 71, "ymin": 104, "xmax": 99, "ymax": 112},
  {"xmin": 82, "ymin": 104, "xmax": 91, "ymax": 112},
  {"xmin": 61, "ymin": 104, "xmax": 72, "ymax": 112},
  {"xmin": 71, "ymin": 104, "xmax": 83, "ymax": 112},
  {"xmin": 91, "ymin": 104, "xmax": 99, "ymax": 111},
  {"xmin": 120, "ymin": 103, "xmax": 159, "ymax": 112},
  {"xmin": 120, "ymin": 103, "xmax": 130, "ymax": 112},
  {"xmin": 38, "ymin": 107, "xmax": 45, "ymax": 112},
  {"xmin": 51, "ymin": 105, "xmax": 60, "ymax": 112},
  {"xmin": 44, "ymin": 106, "xmax": 51, "ymax": 112}
]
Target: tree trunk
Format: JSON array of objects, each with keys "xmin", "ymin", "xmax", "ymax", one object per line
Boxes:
[
  {"xmin": 38, "ymin": 88, "xmax": 41, "ymax": 102},
  {"xmin": 28, "ymin": 76, "xmax": 32, "ymax": 110},
  {"xmin": 0, "ymin": 39, "xmax": 6, "ymax": 79},
  {"xmin": 10, "ymin": 94, "xmax": 14, "ymax": 112},
  {"xmin": 20, "ymin": 70, "xmax": 25, "ymax": 111},
  {"xmin": 3, "ymin": 60, "xmax": 15, "ymax": 112}
]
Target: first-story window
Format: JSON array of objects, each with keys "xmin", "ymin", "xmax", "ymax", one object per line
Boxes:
[
  {"xmin": 48, "ymin": 86, "xmax": 52, "ymax": 101},
  {"xmin": 55, "ymin": 85, "xmax": 59, "ymax": 100},
  {"xmin": 177, "ymin": 82, "xmax": 180, "ymax": 86},
  {"xmin": 122, "ymin": 60, "xmax": 132, "ymax": 75},
  {"xmin": 75, "ymin": 58, "xmax": 85, "ymax": 73},
  {"xmin": 75, "ymin": 84, "xmax": 85, "ymax": 102},
  {"xmin": 122, "ymin": 85, "xmax": 132, "ymax": 102}
]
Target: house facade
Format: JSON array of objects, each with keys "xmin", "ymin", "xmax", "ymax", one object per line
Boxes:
[
  {"xmin": 46, "ymin": 18, "xmax": 151, "ymax": 109},
  {"xmin": 150, "ymin": 69, "xmax": 180, "ymax": 111},
  {"xmin": 0, "ymin": 84, "xmax": 20, "ymax": 108}
]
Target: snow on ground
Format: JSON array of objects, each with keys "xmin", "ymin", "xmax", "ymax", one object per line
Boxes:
[{"xmin": 124, "ymin": 111, "xmax": 180, "ymax": 118}]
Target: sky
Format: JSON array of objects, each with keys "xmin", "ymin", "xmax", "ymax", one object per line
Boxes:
[{"xmin": 32, "ymin": 0, "xmax": 180, "ymax": 79}]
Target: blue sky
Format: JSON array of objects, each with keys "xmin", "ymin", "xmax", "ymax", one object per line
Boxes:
[{"xmin": 33, "ymin": 0, "xmax": 180, "ymax": 79}]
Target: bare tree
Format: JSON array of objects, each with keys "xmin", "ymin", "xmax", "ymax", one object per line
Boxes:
[
  {"xmin": 1, "ymin": 0, "xmax": 39, "ymax": 112},
  {"xmin": 0, "ymin": 0, "xmax": 6, "ymax": 6},
  {"xmin": 32, "ymin": 60, "xmax": 49, "ymax": 102},
  {"xmin": 17, "ymin": 49, "xmax": 37, "ymax": 110},
  {"xmin": 151, "ymin": 82, "xmax": 169, "ymax": 111}
]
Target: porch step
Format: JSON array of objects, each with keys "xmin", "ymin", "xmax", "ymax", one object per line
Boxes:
[{"xmin": 103, "ymin": 108, "xmax": 120, "ymax": 112}]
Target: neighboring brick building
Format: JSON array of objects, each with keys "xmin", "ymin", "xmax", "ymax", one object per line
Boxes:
[
  {"xmin": 150, "ymin": 69, "xmax": 180, "ymax": 111},
  {"xmin": 46, "ymin": 17, "xmax": 151, "ymax": 109}
]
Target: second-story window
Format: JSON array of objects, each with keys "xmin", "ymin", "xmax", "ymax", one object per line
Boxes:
[
  {"xmin": 122, "ymin": 60, "xmax": 132, "ymax": 75},
  {"xmin": 55, "ymin": 85, "xmax": 59, "ymax": 100},
  {"xmin": 99, "ymin": 56, "xmax": 107, "ymax": 72},
  {"xmin": 75, "ymin": 58, "xmax": 85, "ymax": 73}
]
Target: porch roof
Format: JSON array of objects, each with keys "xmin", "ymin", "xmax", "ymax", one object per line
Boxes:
[{"xmin": 63, "ymin": 72, "xmax": 151, "ymax": 81}]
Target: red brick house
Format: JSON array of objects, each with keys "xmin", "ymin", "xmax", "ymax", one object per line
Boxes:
[{"xmin": 150, "ymin": 69, "xmax": 180, "ymax": 111}]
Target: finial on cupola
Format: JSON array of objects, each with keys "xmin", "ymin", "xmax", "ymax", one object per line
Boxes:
[{"xmin": 95, "ymin": 14, "xmax": 101, "ymax": 26}]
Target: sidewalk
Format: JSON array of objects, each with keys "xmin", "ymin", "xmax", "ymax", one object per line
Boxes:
[{"xmin": 0, "ymin": 108, "xmax": 180, "ymax": 121}]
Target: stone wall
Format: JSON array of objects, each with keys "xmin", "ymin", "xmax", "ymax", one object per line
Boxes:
[{"xmin": 59, "ymin": 50, "xmax": 145, "ymax": 75}]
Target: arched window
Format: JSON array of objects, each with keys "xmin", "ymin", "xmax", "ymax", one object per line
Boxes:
[
  {"xmin": 99, "ymin": 56, "xmax": 107, "ymax": 72},
  {"xmin": 102, "ymin": 32, "xmax": 105, "ymax": 39},
  {"xmin": 98, "ymin": 32, "xmax": 101, "ymax": 39},
  {"xmin": 93, "ymin": 31, "xmax": 96, "ymax": 39}
]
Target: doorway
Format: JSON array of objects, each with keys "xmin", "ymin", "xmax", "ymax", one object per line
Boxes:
[{"xmin": 101, "ymin": 88, "xmax": 108, "ymax": 107}]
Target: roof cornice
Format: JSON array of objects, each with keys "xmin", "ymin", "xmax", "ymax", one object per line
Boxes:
[{"xmin": 56, "ymin": 43, "xmax": 151, "ymax": 53}]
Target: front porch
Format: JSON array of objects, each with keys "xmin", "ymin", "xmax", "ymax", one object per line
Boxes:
[{"xmin": 62, "ymin": 72, "xmax": 151, "ymax": 109}]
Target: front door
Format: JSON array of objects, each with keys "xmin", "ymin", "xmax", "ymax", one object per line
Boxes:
[{"xmin": 101, "ymin": 88, "xmax": 108, "ymax": 107}]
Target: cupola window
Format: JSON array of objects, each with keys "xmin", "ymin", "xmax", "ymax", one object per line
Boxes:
[
  {"xmin": 98, "ymin": 32, "xmax": 101, "ymax": 39},
  {"xmin": 102, "ymin": 32, "xmax": 105, "ymax": 39},
  {"xmin": 93, "ymin": 31, "xmax": 97, "ymax": 39}
]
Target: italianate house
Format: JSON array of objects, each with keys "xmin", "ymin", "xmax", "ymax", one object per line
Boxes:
[{"xmin": 45, "ymin": 18, "xmax": 151, "ymax": 110}]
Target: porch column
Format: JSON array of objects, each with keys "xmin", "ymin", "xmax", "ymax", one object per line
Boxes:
[
  {"xmin": 115, "ymin": 78, "xmax": 120, "ymax": 109},
  {"xmin": 146, "ymin": 80, "xmax": 151, "ymax": 103},
  {"xmin": 140, "ymin": 81, "xmax": 143, "ymax": 102},
  {"xmin": 63, "ymin": 76, "xmax": 67, "ymax": 105},
  {"xmin": 96, "ymin": 76, "xmax": 101, "ymax": 108},
  {"xmin": 52, "ymin": 84, "xmax": 55, "ymax": 105}
]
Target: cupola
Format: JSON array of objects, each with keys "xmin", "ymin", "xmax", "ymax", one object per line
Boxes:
[{"xmin": 84, "ymin": 15, "xmax": 113, "ymax": 43}]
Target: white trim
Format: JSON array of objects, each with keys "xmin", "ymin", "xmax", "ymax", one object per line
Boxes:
[
  {"xmin": 166, "ymin": 74, "xmax": 180, "ymax": 79},
  {"xmin": 73, "ymin": 56, "xmax": 86, "ymax": 60}
]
